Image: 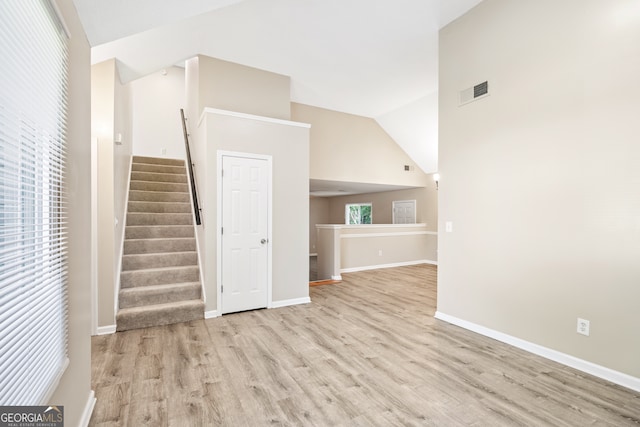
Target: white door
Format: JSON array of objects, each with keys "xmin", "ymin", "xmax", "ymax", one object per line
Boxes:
[
  {"xmin": 392, "ymin": 200, "xmax": 416, "ymax": 224},
  {"xmin": 221, "ymin": 155, "xmax": 270, "ymax": 314}
]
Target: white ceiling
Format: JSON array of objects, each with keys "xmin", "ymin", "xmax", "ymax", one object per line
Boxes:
[{"xmin": 73, "ymin": 0, "xmax": 481, "ymax": 176}]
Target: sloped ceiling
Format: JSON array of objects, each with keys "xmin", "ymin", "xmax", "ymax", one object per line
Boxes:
[{"xmin": 73, "ymin": 0, "xmax": 482, "ymax": 174}]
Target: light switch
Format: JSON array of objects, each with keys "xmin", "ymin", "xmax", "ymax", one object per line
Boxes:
[{"xmin": 445, "ymin": 221, "xmax": 453, "ymax": 232}]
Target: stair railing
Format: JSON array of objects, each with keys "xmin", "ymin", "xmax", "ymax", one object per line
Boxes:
[{"xmin": 180, "ymin": 109, "xmax": 202, "ymax": 225}]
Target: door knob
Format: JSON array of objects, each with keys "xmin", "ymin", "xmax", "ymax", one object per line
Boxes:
[{"xmin": 260, "ymin": 238, "xmax": 268, "ymax": 244}]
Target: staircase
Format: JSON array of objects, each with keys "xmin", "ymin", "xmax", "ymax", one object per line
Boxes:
[{"xmin": 116, "ymin": 156, "xmax": 204, "ymax": 331}]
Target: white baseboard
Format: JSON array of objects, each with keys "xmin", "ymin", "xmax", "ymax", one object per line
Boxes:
[
  {"xmin": 271, "ymin": 297, "xmax": 311, "ymax": 309},
  {"xmin": 434, "ymin": 311, "xmax": 640, "ymax": 393},
  {"xmin": 341, "ymin": 259, "xmax": 436, "ymax": 273},
  {"xmin": 78, "ymin": 390, "xmax": 96, "ymax": 427},
  {"xmin": 331, "ymin": 275, "xmax": 342, "ymax": 281},
  {"xmin": 204, "ymin": 310, "xmax": 219, "ymax": 319},
  {"xmin": 95, "ymin": 325, "xmax": 116, "ymax": 336}
]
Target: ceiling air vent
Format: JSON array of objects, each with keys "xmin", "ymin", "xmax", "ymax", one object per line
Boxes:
[{"xmin": 459, "ymin": 80, "xmax": 489, "ymax": 106}]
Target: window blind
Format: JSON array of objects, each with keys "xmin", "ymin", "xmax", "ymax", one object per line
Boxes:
[{"xmin": 0, "ymin": 0, "xmax": 70, "ymax": 405}]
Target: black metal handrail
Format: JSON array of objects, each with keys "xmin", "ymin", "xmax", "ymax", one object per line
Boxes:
[{"xmin": 180, "ymin": 109, "xmax": 201, "ymax": 225}]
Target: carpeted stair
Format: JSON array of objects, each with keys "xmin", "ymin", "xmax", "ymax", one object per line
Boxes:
[{"xmin": 116, "ymin": 156, "xmax": 204, "ymax": 331}]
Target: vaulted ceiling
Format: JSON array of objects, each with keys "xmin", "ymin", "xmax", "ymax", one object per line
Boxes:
[{"xmin": 73, "ymin": 0, "xmax": 482, "ymax": 174}]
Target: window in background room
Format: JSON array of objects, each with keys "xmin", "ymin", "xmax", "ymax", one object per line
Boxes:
[
  {"xmin": 0, "ymin": 0, "xmax": 70, "ymax": 405},
  {"xmin": 345, "ymin": 203, "xmax": 372, "ymax": 225}
]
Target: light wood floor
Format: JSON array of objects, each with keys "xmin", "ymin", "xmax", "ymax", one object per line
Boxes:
[{"xmin": 90, "ymin": 265, "xmax": 640, "ymax": 426}]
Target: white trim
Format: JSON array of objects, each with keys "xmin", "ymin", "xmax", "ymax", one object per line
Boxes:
[
  {"xmin": 78, "ymin": 390, "xmax": 96, "ymax": 427},
  {"xmin": 113, "ymin": 155, "xmax": 134, "ymax": 318},
  {"xmin": 331, "ymin": 275, "xmax": 343, "ymax": 281},
  {"xmin": 217, "ymin": 151, "xmax": 273, "ymax": 315},
  {"xmin": 96, "ymin": 325, "xmax": 116, "ymax": 335},
  {"xmin": 341, "ymin": 260, "xmax": 433, "ymax": 273},
  {"xmin": 200, "ymin": 107, "xmax": 311, "ymax": 129},
  {"xmin": 90, "ymin": 138, "xmax": 98, "ymax": 336},
  {"xmin": 271, "ymin": 297, "xmax": 311, "ymax": 309},
  {"xmin": 341, "ymin": 231, "xmax": 437, "ymax": 238},
  {"xmin": 316, "ymin": 224, "xmax": 343, "ymax": 230},
  {"xmin": 343, "ymin": 223, "xmax": 427, "ymax": 229},
  {"xmin": 316, "ymin": 223, "xmax": 428, "ymax": 230},
  {"xmin": 216, "ymin": 153, "xmax": 222, "ymax": 316},
  {"xmin": 204, "ymin": 310, "xmax": 219, "ymax": 319},
  {"xmin": 434, "ymin": 311, "xmax": 640, "ymax": 393}
]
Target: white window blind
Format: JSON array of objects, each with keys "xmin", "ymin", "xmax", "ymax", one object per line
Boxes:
[{"xmin": 0, "ymin": 0, "xmax": 70, "ymax": 405}]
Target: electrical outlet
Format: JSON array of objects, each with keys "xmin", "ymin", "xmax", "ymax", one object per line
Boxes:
[
  {"xmin": 577, "ymin": 318, "xmax": 590, "ymax": 336},
  {"xmin": 445, "ymin": 221, "xmax": 453, "ymax": 233},
  {"xmin": 378, "ymin": 250, "xmax": 383, "ymax": 256},
  {"xmin": 161, "ymin": 148, "xmax": 167, "ymax": 155}
]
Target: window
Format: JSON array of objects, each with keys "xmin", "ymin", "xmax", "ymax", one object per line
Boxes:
[
  {"xmin": 345, "ymin": 203, "xmax": 372, "ymax": 225},
  {"xmin": 0, "ymin": 1, "xmax": 69, "ymax": 405}
]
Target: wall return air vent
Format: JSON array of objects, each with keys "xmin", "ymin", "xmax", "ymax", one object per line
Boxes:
[{"xmin": 459, "ymin": 80, "xmax": 489, "ymax": 106}]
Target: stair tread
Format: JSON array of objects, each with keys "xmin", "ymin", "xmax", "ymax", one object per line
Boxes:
[
  {"xmin": 122, "ymin": 251, "xmax": 197, "ymax": 257},
  {"xmin": 132, "ymin": 156, "xmax": 184, "ymax": 164},
  {"xmin": 129, "ymin": 191, "xmax": 188, "ymax": 194},
  {"xmin": 127, "ymin": 214, "xmax": 192, "ymax": 219},
  {"xmin": 124, "ymin": 237, "xmax": 195, "ymax": 242},
  {"xmin": 132, "ymin": 171, "xmax": 186, "ymax": 176},
  {"xmin": 129, "ymin": 201, "xmax": 191, "ymax": 204},
  {"xmin": 127, "ymin": 212, "xmax": 191, "ymax": 214},
  {"xmin": 120, "ymin": 264, "xmax": 198, "ymax": 274},
  {"xmin": 117, "ymin": 299, "xmax": 203, "ymax": 314},
  {"xmin": 119, "ymin": 282, "xmax": 200, "ymax": 294},
  {"xmin": 130, "ymin": 179, "xmax": 188, "ymax": 184},
  {"xmin": 126, "ymin": 224, "xmax": 193, "ymax": 228},
  {"xmin": 129, "ymin": 189, "xmax": 188, "ymax": 193},
  {"xmin": 132, "ymin": 164, "xmax": 185, "ymax": 171}
]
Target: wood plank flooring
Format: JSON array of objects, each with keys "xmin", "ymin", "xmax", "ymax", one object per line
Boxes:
[{"xmin": 90, "ymin": 265, "xmax": 640, "ymax": 426}]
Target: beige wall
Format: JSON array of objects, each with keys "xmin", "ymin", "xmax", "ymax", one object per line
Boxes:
[
  {"xmin": 316, "ymin": 226, "xmax": 341, "ymax": 280},
  {"xmin": 131, "ymin": 66, "xmax": 186, "ymax": 159},
  {"xmin": 340, "ymin": 225, "xmax": 436, "ymax": 270},
  {"xmin": 291, "ymin": 103, "xmax": 430, "ymax": 187},
  {"xmin": 438, "ymin": 0, "xmax": 640, "ymax": 378},
  {"xmin": 186, "ymin": 55, "xmax": 297, "ymax": 305},
  {"xmin": 91, "ymin": 60, "xmax": 116, "ymax": 328},
  {"xmin": 185, "ymin": 56, "xmax": 200, "ymax": 131},
  {"xmin": 92, "ymin": 59, "xmax": 133, "ymax": 329},
  {"xmin": 201, "ymin": 110, "xmax": 310, "ymax": 309},
  {"xmin": 196, "ymin": 55, "xmax": 291, "ymax": 120},
  {"xmin": 326, "ymin": 185, "xmax": 438, "ymax": 230},
  {"xmin": 309, "ymin": 197, "xmax": 330, "ymax": 253},
  {"xmin": 48, "ymin": 0, "xmax": 93, "ymax": 424}
]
